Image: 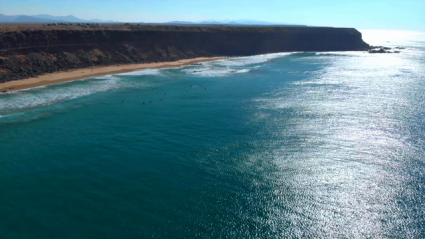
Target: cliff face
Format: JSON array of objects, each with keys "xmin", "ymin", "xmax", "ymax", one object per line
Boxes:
[{"xmin": 0, "ymin": 26, "xmax": 369, "ymax": 83}]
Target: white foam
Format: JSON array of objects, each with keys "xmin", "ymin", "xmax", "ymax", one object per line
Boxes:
[
  {"xmin": 90, "ymin": 75, "xmax": 120, "ymax": 80},
  {"xmin": 0, "ymin": 67, "xmax": 167, "ymax": 115},
  {"xmin": 314, "ymin": 51, "xmax": 367, "ymax": 56},
  {"xmin": 237, "ymin": 69, "xmax": 251, "ymax": 73},
  {"xmin": 117, "ymin": 68, "xmax": 162, "ymax": 76},
  {"xmin": 0, "ymin": 53, "xmax": 292, "ymax": 114},
  {"xmin": 214, "ymin": 52, "xmax": 293, "ymax": 67},
  {"xmin": 183, "ymin": 67, "xmax": 251, "ymax": 77},
  {"xmin": 0, "ymin": 76, "xmax": 127, "ymax": 114}
]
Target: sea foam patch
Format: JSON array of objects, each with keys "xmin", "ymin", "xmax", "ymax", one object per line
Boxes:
[
  {"xmin": 183, "ymin": 67, "xmax": 251, "ymax": 77},
  {"xmin": 90, "ymin": 75, "xmax": 121, "ymax": 80},
  {"xmin": 0, "ymin": 75, "xmax": 131, "ymax": 115},
  {"xmin": 0, "ymin": 68, "xmax": 167, "ymax": 115},
  {"xmin": 311, "ymin": 51, "xmax": 367, "ymax": 56},
  {"xmin": 0, "ymin": 53, "xmax": 289, "ymax": 115},
  {"xmin": 214, "ymin": 52, "xmax": 293, "ymax": 67},
  {"xmin": 117, "ymin": 68, "xmax": 162, "ymax": 76}
]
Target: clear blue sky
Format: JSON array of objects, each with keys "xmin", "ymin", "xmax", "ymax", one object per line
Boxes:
[{"xmin": 2, "ymin": 0, "xmax": 424, "ymax": 31}]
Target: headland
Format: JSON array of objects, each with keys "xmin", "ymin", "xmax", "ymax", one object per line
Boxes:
[{"xmin": 0, "ymin": 23, "xmax": 369, "ymax": 91}]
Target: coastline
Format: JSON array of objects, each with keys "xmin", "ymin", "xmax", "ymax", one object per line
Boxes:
[{"xmin": 0, "ymin": 57, "xmax": 225, "ymax": 92}]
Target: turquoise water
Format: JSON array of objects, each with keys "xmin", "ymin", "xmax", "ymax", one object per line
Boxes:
[{"xmin": 1, "ymin": 30, "xmax": 424, "ymax": 238}]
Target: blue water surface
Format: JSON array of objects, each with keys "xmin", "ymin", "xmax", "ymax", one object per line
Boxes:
[{"xmin": 0, "ymin": 30, "xmax": 424, "ymax": 238}]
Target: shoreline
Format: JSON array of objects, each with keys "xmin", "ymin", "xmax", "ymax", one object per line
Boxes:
[{"xmin": 0, "ymin": 57, "xmax": 226, "ymax": 92}]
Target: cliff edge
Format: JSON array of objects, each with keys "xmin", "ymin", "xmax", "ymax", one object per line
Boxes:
[{"xmin": 0, "ymin": 25, "xmax": 369, "ymax": 83}]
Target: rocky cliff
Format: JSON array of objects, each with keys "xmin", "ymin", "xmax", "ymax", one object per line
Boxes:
[{"xmin": 0, "ymin": 25, "xmax": 369, "ymax": 83}]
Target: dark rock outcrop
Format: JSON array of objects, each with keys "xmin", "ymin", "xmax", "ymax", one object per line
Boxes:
[
  {"xmin": 0, "ymin": 26, "xmax": 369, "ymax": 83},
  {"xmin": 368, "ymin": 46, "xmax": 402, "ymax": 54}
]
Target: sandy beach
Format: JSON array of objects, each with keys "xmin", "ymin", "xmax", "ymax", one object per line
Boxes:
[{"xmin": 0, "ymin": 57, "xmax": 225, "ymax": 92}]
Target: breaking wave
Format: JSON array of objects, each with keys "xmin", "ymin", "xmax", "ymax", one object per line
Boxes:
[
  {"xmin": 117, "ymin": 68, "xmax": 162, "ymax": 76},
  {"xmin": 0, "ymin": 52, "xmax": 293, "ymax": 117}
]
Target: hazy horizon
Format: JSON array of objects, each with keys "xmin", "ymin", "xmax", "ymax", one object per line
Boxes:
[{"xmin": 2, "ymin": 0, "xmax": 424, "ymax": 31}]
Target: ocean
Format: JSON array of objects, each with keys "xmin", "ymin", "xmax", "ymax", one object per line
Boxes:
[{"xmin": 0, "ymin": 30, "xmax": 424, "ymax": 238}]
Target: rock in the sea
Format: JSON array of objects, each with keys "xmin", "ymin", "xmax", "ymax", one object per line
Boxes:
[
  {"xmin": 368, "ymin": 45, "xmax": 406, "ymax": 54},
  {"xmin": 368, "ymin": 46, "xmax": 403, "ymax": 54},
  {"xmin": 369, "ymin": 48, "xmax": 387, "ymax": 53}
]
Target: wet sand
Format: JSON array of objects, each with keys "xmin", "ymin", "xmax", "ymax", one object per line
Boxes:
[{"xmin": 0, "ymin": 57, "xmax": 225, "ymax": 92}]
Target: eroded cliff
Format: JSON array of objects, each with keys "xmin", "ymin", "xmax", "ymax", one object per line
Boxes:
[{"xmin": 0, "ymin": 25, "xmax": 369, "ymax": 83}]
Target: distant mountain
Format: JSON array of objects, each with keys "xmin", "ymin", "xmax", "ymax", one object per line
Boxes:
[
  {"xmin": 0, "ymin": 14, "xmax": 21, "ymax": 22},
  {"xmin": 199, "ymin": 19, "xmax": 304, "ymax": 26},
  {"xmin": 14, "ymin": 15, "xmax": 63, "ymax": 23},
  {"xmin": 90, "ymin": 19, "xmax": 118, "ymax": 23},
  {"xmin": 32, "ymin": 14, "xmax": 118, "ymax": 23},
  {"xmin": 231, "ymin": 19, "xmax": 283, "ymax": 25},
  {"xmin": 0, "ymin": 14, "xmax": 302, "ymax": 26},
  {"xmin": 31, "ymin": 14, "xmax": 82, "ymax": 22},
  {"xmin": 165, "ymin": 21, "xmax": 198, "ymax": 25},
  {"xmin": 0, "ymin": 13, "xmax": 118, "ymax": 23},
  {"xmin": 163, "ymin": 19, "xmax": 305, "ymax": 26}
]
